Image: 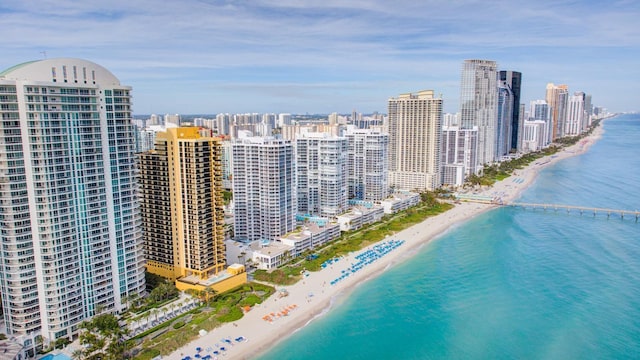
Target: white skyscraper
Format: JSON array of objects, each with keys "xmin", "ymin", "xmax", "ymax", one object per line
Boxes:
[
  {"xmin": 164, "ymin": 113, "xmax": 181, "ymax": 126},
  {"xmin": 566, "ymin": 92, "xmax": 585, "ymax": 136},
  {"xmin": 460, "ymin": 59, "xmax": 498, "ymax": 173},
  {"xmin": 0, "ymin": 58, "xmax": 145, "ymax": 348},
  {"xmin": 278, "ymin": 113, "xmax": 292, "ymax": 127},
  {"xmin": 216, "ymin": 113, "xmax": 232, "ymax": 135},
  {"xmin": 296, "ymin": 133, "xmax": 348, "ymax": 218},
  {"xmin": 443, "ymin": 113, "xmax": 460, "ymax": 127},
  {"xmin": 530, "ymin": 100, "xmax": 552, "ymax": 147},
  {"xmin": 441, "ymin": 126, "xmax": 478, "ymax": 185},
  {"xmin": 386, "ymin": 90, "xmax": 442, "ymax": 191},
  {"xmin": 344, "ymin": 127, "xmax": 389, "ymax": 201},
  {"xmin": 522, "ymin": 120, "xmax": 548, "ymax": 152},
  {"xmin": 232, "ymin": 137, "xmax": 296, "ymax": 242}
]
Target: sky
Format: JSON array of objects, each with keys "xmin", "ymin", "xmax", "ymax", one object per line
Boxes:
[{"xmin": 1, "ymin": 0, "xmax": 639, "ymax": 115}]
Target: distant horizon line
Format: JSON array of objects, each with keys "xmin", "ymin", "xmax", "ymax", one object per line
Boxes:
[{"xmin": 133, "ymin": 109, "xmax": 621, "ymax": 119}]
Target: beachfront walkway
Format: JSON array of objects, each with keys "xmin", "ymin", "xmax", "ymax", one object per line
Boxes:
[{"xmin": 127, "ymin": 293, "xmax": 200, "ymax": 337}]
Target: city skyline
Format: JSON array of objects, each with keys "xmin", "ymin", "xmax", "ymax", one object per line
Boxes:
[{"xmin": 2, "ymin": 1, "xmax": 638, "ymax": 114}]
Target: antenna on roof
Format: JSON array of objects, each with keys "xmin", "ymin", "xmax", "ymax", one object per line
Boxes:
[{"xmin": 40, "ymin": 51, "xmax": 47, "ymax": 59}]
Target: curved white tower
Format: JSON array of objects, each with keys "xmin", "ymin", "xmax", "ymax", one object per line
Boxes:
[{"xmin": 0, "ymin": 58, "xmax": 145, "ymax": 348}]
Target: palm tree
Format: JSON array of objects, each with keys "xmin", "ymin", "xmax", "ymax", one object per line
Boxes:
[
  {"xmin": 78, "ymin": 314, "xmax": 120, "ymax": 359},
  {"xmin": 142, "ymin": 311, "xmax": 151, "ymax": 328},
  {"xmin": 125, "ymin": 317, "xmax": 133, "ymax": 333},
  {"xmin": 71, "ymin": 348, "xmax": 85, "ymax": 360},
  {"xmin": 184, "ymin": 288, "xmax": 196, "ymax": 298},
  {"xmin": 204, "ymin": 287, "xmax": 217, "ymax": 305},
  {"xmin": 130, "ymin": 293, "xmax": 141, "ymax": 309},
  {"xmin": 196, "ymin": 289, "xmax": 207, "ymax": 304},
  {"xmin": 150, "ymin": 308, "xmax": 159, "ymax": 324},
  {"xmin": 187, "ymin": 296, "xmax": 196, "ymax": 308},
  {"xmin": 129, "ymin": 316, "xmax": 138, "ymax": 331}
]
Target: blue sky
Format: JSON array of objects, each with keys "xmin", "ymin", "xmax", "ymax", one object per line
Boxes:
[{"xmin": 1, "ymin": 0, "xmax": 639, "ymax": 114}]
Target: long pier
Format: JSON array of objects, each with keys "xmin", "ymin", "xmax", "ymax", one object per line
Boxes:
[
  {"xmin": 505, "ymin": 201, "xmax": 639, "ymax": 221},
  {"xmin": 454, "ymin": 194, "xmax": 639, "ymax": 221}
]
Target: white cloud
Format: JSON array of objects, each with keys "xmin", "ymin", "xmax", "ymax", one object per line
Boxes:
[{"xmin": 1, "ymin": 0, "xmax": 639, "ymax": 113}]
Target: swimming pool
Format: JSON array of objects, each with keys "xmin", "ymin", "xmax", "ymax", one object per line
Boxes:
[{"xmin": 39, "ymin": 353, "xmax": 72, "ymax": 360}]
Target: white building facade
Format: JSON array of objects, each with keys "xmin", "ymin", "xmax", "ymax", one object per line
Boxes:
[
  {"xmin": 522, "ymin": 120, "xmax": 548, "ymax": 152},
  {"xmin": 296, "ymin": 133, "xmax": 348, "ymax": 218},
  {"xmin": 529, "ymin": 100, "xmax": 553, "ymax": 147},
  {"xmin": 345, "ymin": 127, "xmax": 389, "ymax": 201},
  {"xmin": 441, "ymin": 126, "xmax": 478, "ymax": 186},
  {"xmin": 0, "ymin": 58, "xmax": 146, "ymax": 346},
  {"xmin": 565, "ymin": 92, "xmax": 585, "ymax": 136},
  {"xmin": 232, "ymin": 137, "xmax": 296, "ymax": 242}
]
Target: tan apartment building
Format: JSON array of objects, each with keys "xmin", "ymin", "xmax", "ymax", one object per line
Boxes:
[{"xmin": 138, "ymin": 127, "xmax": 245, "ymax": 294}]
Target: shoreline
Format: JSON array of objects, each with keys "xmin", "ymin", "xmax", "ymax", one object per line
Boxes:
[{"xmin": 165, "ymin": 121, "xmax": 606, "ymax": 360}]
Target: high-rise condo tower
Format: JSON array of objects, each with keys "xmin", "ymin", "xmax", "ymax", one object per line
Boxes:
[
  {"xmin": 460, "ymin": 60, "xmax": 498, "ymax": 173},
  {"xmin": 386, "ymin": 90, "xmax": 442, "ymax": 191},
  {"xmin": 0, "ymin": 58, "xmax": 145, "ymax": 348}
]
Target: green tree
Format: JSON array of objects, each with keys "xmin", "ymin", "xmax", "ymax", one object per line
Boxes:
[
  {"xmin": 142, "ymin": 311, "xmax": 151, "ymax": 328},
  {"xmin": 55, "ymin": 337, "xmax": 70, "ymax": 349},
  {"xmin": 148, "ymin": 280, "xmax": 179, "ymax": 304},
  {"xmin": 127, "ymin": 293, "xmax": 140, "ymax": 310},
  {"xmin": 78, "ymin": 313, "xmax": 131, "ymax": 360},
  {"xmin": 150, "ymin": 308, "xmax": 159, "ymax": 324},
  {"xmin": 196, "ymin": 289, "xmax": 207, "ymax": 303},
  {"xmin": 204, "ymin": 287, "xmax": 218, "ymax": 304},
  {"xmin": 420, "ymin": 191, "xmax": 438, "ymax": 207},
  {"xmin": 222, "ymin": 190, "xmax": 233, "ymax": 204},
  {"xmin": 145, "ymin": 272, "xmax": 165, "ymax": 292},
  {"xmin": 71, "ymin": 348, "xmax": 85, "ymax": 360}
]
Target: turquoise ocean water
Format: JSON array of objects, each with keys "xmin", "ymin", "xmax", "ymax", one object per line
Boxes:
[{"xmin": 259, "ymin": 114, "xmax": 640, "ymax": 360}]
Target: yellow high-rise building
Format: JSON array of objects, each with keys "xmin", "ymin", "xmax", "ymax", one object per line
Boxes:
[{"xmin": 138, "ymin": 127, "xmax": 245, "ymax": 293}]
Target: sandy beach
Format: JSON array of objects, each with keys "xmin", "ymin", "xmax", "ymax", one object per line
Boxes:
[{"xmin": 165, "ymin": 123, "xmax": 605, "ymax": 360}]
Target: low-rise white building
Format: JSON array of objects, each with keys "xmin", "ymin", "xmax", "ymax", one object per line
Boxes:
[
  {"xmin": 280, "ymin": 221, "xmax": 341, "ymax": 257},
  {"xmin": 337, "ymin": 205, "xmax": 384, "ymax": 231},
  {"xmin": 250, "ymin": 242, "xmax": 293, "ymax": 270},
  {"xmin": 307, "ymin": 221, "xmax": 341, "ymax": 248},
  {"xmin": 380, "ymin": 192, "xmax": 421, "ymax": 214},
  {"xmin": 522, "ymin": 120, "xmax": 548, "ymax": 152},
  {"xmin": 280, "ymin": 231, "xmax": 313, "ymax": 258}
]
